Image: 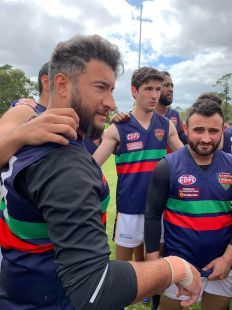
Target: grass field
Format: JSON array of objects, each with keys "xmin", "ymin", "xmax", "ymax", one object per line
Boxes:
[{"xmin": 102, "ymin": 155, "xmax": 231, "ymax": 310}]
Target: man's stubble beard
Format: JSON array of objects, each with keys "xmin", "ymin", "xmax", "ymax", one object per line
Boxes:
[
  {"xmin": 188, "ymin": 139, "xmax": 221, "ymax": 157},
  {"xmin": 159, "ymin": 93, "xmax": 172, "ymax": 106}
]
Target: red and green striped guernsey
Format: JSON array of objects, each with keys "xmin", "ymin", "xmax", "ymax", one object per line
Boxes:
[
  {"xmin": 164, "ymin": 146, "xmax": 232, "ymax": 273},
  {"xmin": 115, "ymin": 112, "xmax": 169, "ymax": 214}
]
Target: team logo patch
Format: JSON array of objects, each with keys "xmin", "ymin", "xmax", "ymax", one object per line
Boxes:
[
  {"xmin": 178, "ymin": 175, "xmax": 196, "ymax": 185},
  {"xmin": 126, "ymin": 132, "xmax": 140, "ymax": 141},
  {"xmin": 178, "ymin": 187, "xmax": 200, "ymax": 199},
  {"xmin": 217, "ymin": 172, "xmax": 232, "ymax": 190},
  {"xmin": 127, "ymin": 141, "xmax": 143, "ymax": 151},
  {"xmin": 154, "ymin": 128, "xmax": 165, "ymax": 141},
  {"xmin": 170, "ymin": 116, "xmax": 177, "ymax": 126}
]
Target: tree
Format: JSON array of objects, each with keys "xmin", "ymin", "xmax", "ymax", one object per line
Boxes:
[
  {"xmin": 0, "ymin": 64, "xmax": 38, "ymax": 115},
  {"xmin": 213, "ymin": 73, "xmax": 232, "ymax": 123}
]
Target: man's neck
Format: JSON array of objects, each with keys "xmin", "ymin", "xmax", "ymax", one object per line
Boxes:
[
  {"xmin": 39, "ymin": 92, "xmax": 50, "ymax": 108},
  {"xmin": 155, "ymin": 102, "xmax": 169, "ymax": 116},
  {"xmin": 131, "ymin": 106, "xmax": 154, "ymax": 130},
  {"xmin": 188, "ymin": 145, "xmax": 213, "ymax": 166}
]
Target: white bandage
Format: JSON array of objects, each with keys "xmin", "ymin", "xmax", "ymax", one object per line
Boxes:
[{"xmin": 163, "ymin": 256, "xmax": 193, "ymax": 286}]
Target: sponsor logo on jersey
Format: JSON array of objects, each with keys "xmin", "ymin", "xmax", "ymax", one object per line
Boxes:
[
  {"xmin": 126, "ymin": 141, "xmax": 143, "ymax": 151},
  {"xmin": 178, "ymin": 187, "xmax": 200, "ymax": 199},
  {"xmin": 217, "ymin": 172, "xmax": 232, "ymax": 190},
  {"xmin": 170, "ymin": 116, "xmax": 178, "ymax": 126},
  {"xmin": 178, "ymin": 175, "xmax": 196, "ymax": 185},
  {"xmin": 126, "ymin": 132, "xmax": 140, "ymax": 141},
  {"xmin": 154, "ymin": 128, "xmax": 165, "ymax": 141}
]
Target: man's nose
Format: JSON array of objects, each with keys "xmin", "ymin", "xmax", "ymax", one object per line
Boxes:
[{"xmin": 103, "ymin": 93, "xmax": 116, "ymax": 112}]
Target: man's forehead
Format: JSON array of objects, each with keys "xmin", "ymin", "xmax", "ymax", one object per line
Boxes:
[
  {"xmin": 78, "ymin": 59, "xmax": 115, "ymax": 83},
  {"xmin": 144, "ymin": 79, "xmax": 162, "ymax": 86},
  {"xmin": 163, "ymin": 75, "xmax": 173, "ymax": 84},
  {"xmin": 188, "ymin": 113, "xmax": 223, "ymax": 127}
]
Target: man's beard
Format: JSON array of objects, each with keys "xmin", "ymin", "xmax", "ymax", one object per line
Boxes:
[
  {"xmin": 159, "ymin": 94, "xmax": 172, "ymax": 106},
  {"xmin": 188, "ymin": 139, "xmax": 221, "ymax": 157},
  {"xmin": 86, "ymin": 123, "xmax": 104, "ymax": 140},
  {"xmin": 70, "ymin": 89, "xmax": 104, "ymax": 139}
]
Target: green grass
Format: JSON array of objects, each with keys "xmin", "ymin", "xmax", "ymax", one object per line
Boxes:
[{"xmin": 102, "ymin": 155, "xmax": 231, "ymax": 310}]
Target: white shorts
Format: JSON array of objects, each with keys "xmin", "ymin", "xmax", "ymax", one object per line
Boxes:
[
  {"xmin": 164, "ymin": 270, "xmax": 232, "ymax": 300},
  {"xmin": 113, "ymin": 212, "xmax": 144, "ymax": 248}
]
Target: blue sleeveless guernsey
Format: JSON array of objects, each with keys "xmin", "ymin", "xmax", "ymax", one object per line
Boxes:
[
  {"xmin": 0, "ymin": 140, "xmax": 108, "ymax": 308},
  {"xmin": 165, "ymin": 108, "xmax": 181, "ymax": 133},
  {"xmin": 11, "ymin": 100, "xmax": 46, "ymax": 114},
  {"xmin": 164, "ymin": 146, "xmax": 232, "ymax": 274},
  {"xmin": 115, "ymin": 112, "xmax": 169, "ymax": 214},
  {"xmin": 223, "ymin": 126, "xmax": 232, "ymax": 154}
]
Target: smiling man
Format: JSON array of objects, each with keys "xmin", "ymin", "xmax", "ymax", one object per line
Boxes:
[{"xmin": 144, "ymin": 99, "xmax": 232, "ymax": 310}]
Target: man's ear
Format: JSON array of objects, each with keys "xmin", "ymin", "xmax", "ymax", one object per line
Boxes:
[
  {"xmin": 131, "ymin": 85, "xmax": 138, "ymax": 99},
  {"xmin": 41, "ymin": 74, "xmax": 50, "ymax": 92},
  {"xmin": 183, "ymin": 122, "xmax": 188, "ymax": 136},
  {"xmin": 40, "ymin": 74, "xmax": 49, "ymax": 91},
  {"xmin": 54, "ymin": 73, "xmax": 71, "ymax": 99}
]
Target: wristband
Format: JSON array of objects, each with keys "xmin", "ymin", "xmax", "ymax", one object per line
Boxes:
[{"xmin": 163, "ymin": 256, "xmax": 193, "ymax": 286}]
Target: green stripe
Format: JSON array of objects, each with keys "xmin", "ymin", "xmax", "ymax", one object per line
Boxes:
[
  {"xmin": 101, "ymin": 195, "xmax": 110, "ymax": 213},
  {"xmin": 115, "ymin": 149, "xmax": 166, "ymax": 164},
  {"xmin": 4, "ymin": 209, "xmax": 48, "ymax": 240},
  {"xmin": 0, "ymin": 200, "xmax": 6, "ymax": 211},
  {"xmin": 167, "ymin": 198, "xmax": 231, "ymax": 214}
]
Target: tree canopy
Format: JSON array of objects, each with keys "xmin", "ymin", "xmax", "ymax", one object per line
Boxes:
[
  {"xmin": 213, "ymin": 73, "xmax": 232, "ymax": 123},
  {"xmin": 0, "ymin": 64, "xmax": 37, "ymax": 115}
]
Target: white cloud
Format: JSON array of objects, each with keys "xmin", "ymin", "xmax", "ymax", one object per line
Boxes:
[{"xmin": 0, "ymin": 0, "xmax": 231, "ymax": 111}]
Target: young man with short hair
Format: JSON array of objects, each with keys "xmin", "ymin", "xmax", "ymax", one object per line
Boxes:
[{"xmin": 145, "ymin": 99, "xmax": 232, "ymax": 310}]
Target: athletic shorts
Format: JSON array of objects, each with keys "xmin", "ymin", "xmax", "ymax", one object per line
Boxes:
[
  {"xmin": 113, "ymin": 213, "xmax": 144, "ymax": 248},
  {"xmin": 164, "ymin": 270, "xmax": 232, "ymax": 300}
]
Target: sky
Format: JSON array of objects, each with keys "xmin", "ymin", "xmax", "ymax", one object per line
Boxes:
[{"xmin": 1, "ymin": 0, "xmax": 232, "ymax": 112}]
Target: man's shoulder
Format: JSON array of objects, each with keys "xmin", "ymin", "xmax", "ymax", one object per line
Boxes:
[
  {"xmin": 153, "ymin": 111, "xmax": 170, "ymax": 127},
  {"xmin": 15, "ymin": 140, "xmax": 91, "ymax": 169},
  {"xmin": 225, "ymin": 126, "xmax": 232, "ymax": 135}
]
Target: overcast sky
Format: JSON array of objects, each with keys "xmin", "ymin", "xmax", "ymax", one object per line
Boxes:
[{"xmin": 1, "ymin": 0, "xmax": 231, "ymax": 111}]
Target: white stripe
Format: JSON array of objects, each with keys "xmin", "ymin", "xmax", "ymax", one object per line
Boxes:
[
  {"xmin": 1, "ymin": 156, "xmax": 17, "ymax": 205},
  {"xmin": 89, "ymin": 264, "xmax": 108, "ymax": 303}
]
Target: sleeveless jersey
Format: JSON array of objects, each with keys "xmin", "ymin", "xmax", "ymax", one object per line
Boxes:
[
  {"xmin": 165, "ymin": 108, "xmax": 181, "ymax": 133},
  {"xmin": 115, "ymin": 112, "xmax": 169, "ymax": 214},
  {"xmin": 11, "ymin": 100, "xmax": 46, "ymax": 114},
  {"xmin": 164, "ymin": 146, "xmax": 232, "ymax": 274},
  {"xmin": 11, "ymin": 100, "xmax": 109, "ymax": 226},
  {"xmin": 223, "ymin": 126, "xmax": 232, "ymax": 154},
  {"xmin": 0, "ymin": 140, "xmax": 108, "ymax": 308}
]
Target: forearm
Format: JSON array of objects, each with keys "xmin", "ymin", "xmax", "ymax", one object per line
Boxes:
[
  {"xmin": 222, "ymin": 244, "xmax": 232, "ymax": 266},
  {"xmin": 0, "ymin": 129, "xmax": 26, "ymax": 168},
  {"xmin": 146, "ymin": 251, "xmax": 160, "ymax": 261},
  {"xmin": 130, "ymin": 259, "xmax": 172, "ymax": 302},
  {"xmin": 144, "ymin": 158, "xmax": 170, "ymax": 252}
]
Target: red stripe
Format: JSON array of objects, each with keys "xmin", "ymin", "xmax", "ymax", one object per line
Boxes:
[
  {"xmin": 164, "ymin": 209, "xmax": 232, "ymax": 231},
  {"xmin": 116, "ymin": 161, "xmax": 158, "ymax": 174},
  {"xmin": 101, "ymin": 212, "xmax": 107, "ymax": 225},
  {"xmin": 166, "ymin": 146, "xmax": 172, "ymax": 154},
  {"xmin": 0, "ymin": 218, "xmax": 53, "ymax": 253}
]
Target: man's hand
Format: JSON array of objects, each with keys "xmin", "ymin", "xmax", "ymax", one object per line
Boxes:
[
  {"xmin": 176, "ymin": 263, "xmax": 201, "ymax": 307},
  {"xmin": 20, "ymin": 108, "xmax": 79, "ymax": 145},
  {"xmin": 14, "ymin": 98, "xmax": 37, "ymax": 109},
  {"xmin": 203, "ymin": 255, "xmax": 232, "ymax": 281},
  {"xmin": 164, "ymin": 256, "xmax": 201, "ymax": 307},
  {"xmin": 110, "ymin": 112, "xmax": 129, "ymax": 124}
]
